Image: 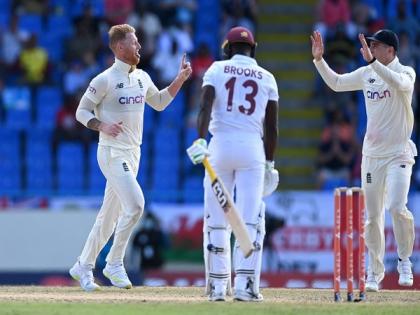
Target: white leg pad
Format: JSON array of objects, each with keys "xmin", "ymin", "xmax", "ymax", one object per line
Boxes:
[
  {"xmin": 234, "ymin": 203, "xmax": 266, "ymax": 295},
  {"xmin": 204, "ymin": 225, "xmax": 231, "ymax": 295}
]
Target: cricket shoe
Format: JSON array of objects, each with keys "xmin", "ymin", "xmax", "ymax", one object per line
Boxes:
[
  {"xmin": 208, "ymin": 283, "xmax": 227, "ymax": 302},
  {"xmin": 103, "ymin": 263, "xmax": 132, "ymax": 289},
  {"xmin": 398, "ymin": 259, "xmax": 413, "ymax": 287},
  {"xmin": 69, "ymin": 261, "xmax": 100, "ymax": 292},
  {"xmin": 234, "ymin": 289, "xmax": 263, "ymax": 302},
  {"xmin": 365, "ymin": 271, "xmax": 384, "ymax": 292}
]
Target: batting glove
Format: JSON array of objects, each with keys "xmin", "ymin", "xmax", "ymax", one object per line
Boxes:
[
  {"xmin": 186, "ymin": 138, "xmax": 210, "ymax": 165},
  {"xmin": 263, "ymin": 160, "xmax": 279, "ymax": 196}
]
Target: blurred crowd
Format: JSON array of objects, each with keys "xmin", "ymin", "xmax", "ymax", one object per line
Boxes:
[
  {"xmin": 313, "ymin": 0, "xmax": 420, "ymax": 190},
  {"xmin": 0, "ymin": 0, "xmax": 258, "ymax": 197}
]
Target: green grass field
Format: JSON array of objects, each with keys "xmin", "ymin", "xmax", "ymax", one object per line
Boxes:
[{"xmin": 0, "ymin": 286, "xmax": 419, "ymax": 315}]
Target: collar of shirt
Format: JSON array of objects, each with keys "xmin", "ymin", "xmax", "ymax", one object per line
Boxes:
[
  {"xmin": 387, "ymin": 56, "xmax": 399, "ymax": 70},
  {"xmin": 231, "ymin": 54, "xmax": 257, "ymax": 65},
  {"xmin": 113, "ymin": 58, "xmax": 136, "ymax": 73}
]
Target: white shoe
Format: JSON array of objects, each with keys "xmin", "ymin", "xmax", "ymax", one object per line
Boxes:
[
  {"xmin": 234, "ymin": 289, "xmax": 263, "ymax": 302},
  {"xmin": 69, "ymin": 261, "xmax": 100, "ymax": 292},
  {"xmin": 366, "ymin": 271, "xmax": 384, "ymax": 292},
  {"xmin": 103, "ymin": 264, "xmax": 132, "ymax": 289},
  {"xmin": 208, "ymin": 283, "xmax": 227, "ymax": 302},
  {"xmin": 398, "ymin": 259, "xmax": 413, "ymax": 287},
  {"xmin": 234, "ymin": 277, "xmax": 263, "ymax": 302}
]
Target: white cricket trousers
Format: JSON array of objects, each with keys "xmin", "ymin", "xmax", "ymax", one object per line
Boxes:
[
  {"xmin": 362, "ymin": 152, "xmax": 415, "ymax": 275},
  {"xmin": 79, "ymin": 145, "xmax": 145, "ymax": 267},
  {"xmin": 203, "ymin": 132, "xmax": 265, "ymax": 284}
]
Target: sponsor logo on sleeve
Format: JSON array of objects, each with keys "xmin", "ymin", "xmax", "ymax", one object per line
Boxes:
[{"xmin": 88, "ymin": 86, "xmax": 96, "ymax": 94}]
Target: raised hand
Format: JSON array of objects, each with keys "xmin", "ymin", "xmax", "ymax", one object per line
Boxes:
[
  {"xmin": 358, "ymin": 33, "xmax": 374, "ymax": 63},
  {"xmin": 310, "ymin": 31, "xmax": 324, "ymax": 61},
  {"xmin": 178, "ymin": 53, "xmax": 192, "ymax": 81}
]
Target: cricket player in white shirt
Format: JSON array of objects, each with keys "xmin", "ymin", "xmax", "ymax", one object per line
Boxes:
[
  {"xmin": 69, "ymin": 24, "xmax": 192, "ymax": 291},
  {"xmin": 311, "ymin": 29, "xmax": 416, "ymax": 292},
  {"xmin": 187, "ymin": 26, "xmax": 279, "ymax": 301}
]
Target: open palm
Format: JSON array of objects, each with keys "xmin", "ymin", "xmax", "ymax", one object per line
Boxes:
[{"xmin": 310, "ymin": 31, "xmax": 324, "ymax": 61}]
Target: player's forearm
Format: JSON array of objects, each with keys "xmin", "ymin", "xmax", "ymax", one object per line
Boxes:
[
  {"xmin": 264, "ymin": 133, "xmax": 277, "ymax": 161},
  {"xmin": 313, "ymin": 58, "xmax": 340, "ymax": 91},
  {"xmin": 146, "ymin": 88, "xmax": 173, "ymax": 111},
  {"xmin": 167, "ymin": 75, "xmax": 186, "ymax": 98},
  {"xmin": 264, "ymin": 100, "xmax": 278, "ymax": 161},
  {"xmin": 86, "ymin": 118, "xmax": 102, "ymax": 131},
  {"xmin": 197, "ymin": 102, "xmax": 211, "ymax": 139}
]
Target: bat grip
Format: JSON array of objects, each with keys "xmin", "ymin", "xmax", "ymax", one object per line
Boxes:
[{"xmin": 202, "ymin": 158, "xmax": 217, "ymax": 181}]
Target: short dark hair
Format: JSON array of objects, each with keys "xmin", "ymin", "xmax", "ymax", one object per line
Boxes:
[{"xmin": 108, "ymin": 24, "xmax": 135, "ymax": 51}]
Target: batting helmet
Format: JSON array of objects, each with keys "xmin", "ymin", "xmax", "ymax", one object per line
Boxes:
[{"xmin": 221, "ymin": 26, "xmax": 257, "ymax": 59}]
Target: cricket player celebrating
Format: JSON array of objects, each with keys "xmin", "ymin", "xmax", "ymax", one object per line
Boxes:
[
  {"xmin": 70, "ymin": 24, "xmax": 191, "ymax": 291},
  {"xmin": 187, "ymin": 26, "xmax": 279, "ymax": 301},
  {"xmin": 311, "ymin": 29, "xmax": 416, "ymax": 292}
]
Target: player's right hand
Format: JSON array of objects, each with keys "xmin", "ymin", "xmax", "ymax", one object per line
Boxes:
[
  {"xmin": 310, "ymin": 30, "xmax": 324, "ymax": 61},
  {"xmin": 99, "ymin": 121, "xmax": 123, "ymax": 137},
  {"xmin": 186, "ymin": 138, "xmax": 209, "ymax": 164}
]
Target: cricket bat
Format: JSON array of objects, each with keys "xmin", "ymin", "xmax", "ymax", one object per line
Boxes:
[{"xmin": 202, "ymin": 157, "xmax": 254, "ymax": 258}]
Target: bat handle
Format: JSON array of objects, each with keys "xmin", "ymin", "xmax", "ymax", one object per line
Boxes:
[{"xmin": 202, "ymin": 158, "xmax": 217, "ymax": 182}]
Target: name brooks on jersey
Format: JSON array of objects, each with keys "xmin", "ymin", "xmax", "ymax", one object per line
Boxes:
[{"xmin": 224, "ymin": 65, "xmax": 263, "ymax": 80}]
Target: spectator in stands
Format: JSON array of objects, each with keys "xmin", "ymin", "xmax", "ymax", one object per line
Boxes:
[
  {"xmin": 157, "ymin": 0, "xmax": 197, "ymax": 27},
  {"xmin": 1, "ymin": 14, "xmax": 29, "ymax": 83},
  {"xmin": 127, "ymin": 2, "xmax": 162, "ymax": 58},
  {"xmin": 64, "ymin": 21, "xmax": 100, "ymax": 63},
  {"xmin": 73, "ymin": 5, "xmax": 101, "ymax": 37},
  {"xmin": 52, "ymin": 94, "xmax": 93, "ymax": 151},
  {"xmin": 316, "ymin": 108, "xmax": 357, "ymax": 189},
  {"xmin": 105, "ymin": 0, "xmax": 134, "ymax": 25},
  {"xmin": 153, "ymin": 36, "xmax": 185, "ymax": 87},
  {"xmin": 314, "ymin": 0, "xmax": 355, "ymax": 39},
  {"xmin": 18, "ymin": 34, "xmax": 49, "ymax": 85},
  {"xmin": 398, "ymin": 31, "xmax": 417, "ymax": 68},
  {"xmin": 187, "ymin": 42, "xmax": 214, "ymax": 126},
  {"xmin": 221, "ymin": 0, "xmax": 258, "ymax": 36},
  {"xmin": 324, "ymin": 23, "xmax": 358, "ymax": 66},
  {"xmin": 387, "ymin": 0, "xmax": 420, "ymax": 45},
  {"xmin": 63, "ymin": 60, "xmax": 91, "ymax": 96},
  {"xmin": 12, "ymin": 0, "xmax": 49, "ymax": 15}
]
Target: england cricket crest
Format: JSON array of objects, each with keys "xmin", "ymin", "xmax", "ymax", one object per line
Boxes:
[{"xmin": 137, "ymin": 79, "xmax": 143, "ymax": 89}]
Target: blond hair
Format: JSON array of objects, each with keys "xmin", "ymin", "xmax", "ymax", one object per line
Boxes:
[{"xmin": 108, "ymin": 24, "xmax": 135, "ymax": 51}]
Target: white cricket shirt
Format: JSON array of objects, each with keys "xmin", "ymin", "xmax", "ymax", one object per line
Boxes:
[
  {"xmin": 202, "ymin": 54, "xmax": 278, "ymax": 137},
  {"xmin": 314, "ymin": 57, "xmax": 417, "ymax": 157},
  {"xmin": 82, "ymin": 58, "xmax": 161, "ymax": 149}
]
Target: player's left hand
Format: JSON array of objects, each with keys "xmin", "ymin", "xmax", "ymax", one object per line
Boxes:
[
  {"xmin": 263, "ymin": 161, "xmax": 279, "ymax": 196},
  {"xmin": 359, "ymin": 33, "xmax": 374, "ymax": 63},
  {"xmin": 186, "ymin": 138, "xmax": 209, "ymax": 165},
  {"xmin": 178, "ymin": 53, "xmax": 192, "ymax": 82}
]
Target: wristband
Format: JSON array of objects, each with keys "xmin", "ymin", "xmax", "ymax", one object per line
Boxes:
[{"xmin": 368, "ymin": 57, "xmax": 376, "ymax": 64}]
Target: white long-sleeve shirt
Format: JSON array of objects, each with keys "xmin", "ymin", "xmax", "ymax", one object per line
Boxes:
[
  {"xmin": 76, "ymin": 58, "xmax": 173, "ymax": 149},
  {"xmin": 314, "ymin": 56, "xmax": 417, "ymax": 158}
]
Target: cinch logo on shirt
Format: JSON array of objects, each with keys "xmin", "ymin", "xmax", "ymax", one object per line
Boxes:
[
  {"xmin": 366, "ymin": 89, "xmax": 391, "ymax": 100},
  {"xmin": 119, "ymin": 95, "xmax": 145, "ymax": 105}
]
